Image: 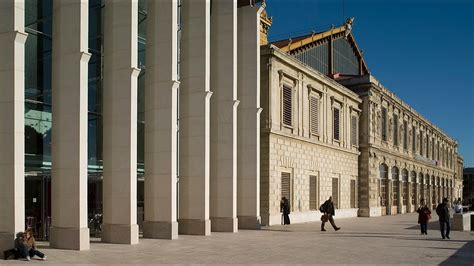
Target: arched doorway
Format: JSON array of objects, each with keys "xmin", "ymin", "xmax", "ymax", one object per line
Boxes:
[
  {"xmin": 391, "ymin": 166, "xmax": 399, "ymax": 214},
  {"xmin": 401, "ymin": 169, "xmax": 408, "ymax": 213},
  {"xmin": 379, "ymin": 164, "xmax": 389, "ymax": 215},
  {"xmin": 410, "ymin": 171, "xmax": 417, "ymax": 210}
]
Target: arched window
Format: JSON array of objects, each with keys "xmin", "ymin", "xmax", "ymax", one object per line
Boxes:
[
  {"xmin": 392, "ymin": 167, "xmax": 399, "ymax": 206},
  {"xmin": 432, "ymin": 175, "xmax": 437, "ymax": 206},
  {"xmin": 379, "ymin": 164, "xmax": 388, "ymax": 207}
]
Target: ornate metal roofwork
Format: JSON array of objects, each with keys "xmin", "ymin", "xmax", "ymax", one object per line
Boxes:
[{"xmin": 271, "ymin": 18, "xmax": 370, "ymax": 76}]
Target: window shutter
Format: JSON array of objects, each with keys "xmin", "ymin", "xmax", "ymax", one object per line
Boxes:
[
  {"xmin": 350, "ymin": 179, "xmax": 356, "ymax": 208},
  {"xmin": 309, "ymin": 175, "xmax": 317, "ymax": 210},
  {"xmin": 310, "ymin": 96, "xmax": 319, "ymax": 135},
  {"xmin": 282, "ymin": 86, "xmax": 292, "ymax": 126},
  {"xmin": 281, "ymin": 172, "xmax": 291, "ymax": 201},
  {"xmin": 381, "ymin": 107, "xmax": 387, "ymax": 141},
  {"xmin": 393, "ymin": 115, "xmax": 397, "ymax": 144},
  {"xmin": 332, "ymin": 177, "xmax": 339, "ymax": 209},
  {"xmin": 351, "ymin": 115, "xmax": 357, "ymax": 146},
  {"xmin": 333, "ymin": 108, "xmax": 340, "ymax": 141}
]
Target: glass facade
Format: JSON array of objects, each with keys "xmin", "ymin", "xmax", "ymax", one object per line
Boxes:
[
  {"xmin": 333, "ymin": 37, "xmax": 360, "ymax": 75},
  {"xmin": 23, "ymin": 0, "xmax": 149, "ymax": 239}
]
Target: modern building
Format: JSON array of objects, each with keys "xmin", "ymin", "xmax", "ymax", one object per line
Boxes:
[
  {"xmin": 463, "ymin": 167, "xmax": 474, "ymax": 201},
  {"xmin": 260, "ymin": 17, "xmax": 462, "ymax": 222},
  {"xmin": 1, "ymin": 0, "xmax": 265, "ymax": 251}
]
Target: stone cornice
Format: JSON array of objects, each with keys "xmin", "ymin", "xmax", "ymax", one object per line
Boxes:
[{"xmin": 340, "ymin": 75, "xmax": 457, "ymax": 146}]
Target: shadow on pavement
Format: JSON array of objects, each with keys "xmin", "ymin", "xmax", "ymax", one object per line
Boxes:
[{"xmin": 440, "ymin": 240, "xmax": 474, "ymax": 266}]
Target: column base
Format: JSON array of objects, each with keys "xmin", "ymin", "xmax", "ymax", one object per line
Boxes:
[
  {"xmin": 143, "ymin": 221, "xmax": 178, "ymax": 239},
  {"xmin": 178, "ymin": 219, "xmax": 211, "ymax": 235},
  {"xmin": 101, "ymin": 224, "xmax": 139, "ymax": 244},
  {"xmin": 50, "ymin": 227, "xmax": 90, "ymax": 250},
  {"xmin": 238, "ymin": 216, "xmax": 261, "ymax": 229},
  {"xmin": 0, "ymin": 232, "xmax": 16, "ymax": 253},
  {"xmin": 357, "ymin": 207, "xmax": 382, "ymax": 217},
  {"xmin": 210, "ymin": 217, "xmax": 238, "ymax": 232}
]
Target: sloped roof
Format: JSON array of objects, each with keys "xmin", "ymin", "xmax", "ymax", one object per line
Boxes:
[{"xmin": 270, "ymin": 19, "xmax": 370, "ymax": 75}]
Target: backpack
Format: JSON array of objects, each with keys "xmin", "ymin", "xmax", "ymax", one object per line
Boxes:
[{"xmin": 319, "ymin": 202, "xmax": 326, "ymax": 213}]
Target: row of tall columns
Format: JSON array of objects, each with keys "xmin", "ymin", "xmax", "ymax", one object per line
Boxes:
[
  {"xmin": 0, "ymin": 0, "xmax": 27, "ymax": 252},
  {"xmin": 50, "ymin": 0, "xmax": 91, "ymax": 250},
  {"xmin": 0, "ymin": 0, "xmax": 264, "ymax": 248},
  {"xmin": 143, "ymin": 0, "xmax": 179, "ymax": 240}
]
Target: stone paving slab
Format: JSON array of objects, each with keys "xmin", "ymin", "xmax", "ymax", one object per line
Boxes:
[{"xmin": 1, "ymin": 213, "xmax": 473, "ymax": 265}]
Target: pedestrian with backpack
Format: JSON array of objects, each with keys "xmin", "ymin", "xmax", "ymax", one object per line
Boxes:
[{"xmin": 320, "ymin": 196, "xmax": 341, "ymax": 231}]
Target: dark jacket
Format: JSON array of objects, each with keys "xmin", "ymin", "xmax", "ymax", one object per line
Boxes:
[
  {"xmin": 417, "ymin": 206, "xmax": 431, "ymax": 224},
  {"xmin": 436, "ymin": 203, "xmax": 450, "ymax": 222},
  {"xmin": 322, "ymin": 200, "xmax": 335, "ymax": 216},
  {"xmin": 280, "ymin": 199, "xmax": 290, "ymax": 215}
]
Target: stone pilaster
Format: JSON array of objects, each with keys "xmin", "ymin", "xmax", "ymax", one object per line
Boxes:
[
  {"xmin": 143, "ymin": 0, "xmax": 179, "ymax": 240},
  {"xmin": 50, "ymin": 0, "xmax": 90, "ymax": 250},
  {"xmin": 102, "ymin": 0, "xmax": 139, "ymax": 244},
  {"xmin": 210, "ymin": 0, "xmax": 239, "ymax": 233},
  {"xmin": 236, "ymin": 2, "xmax": 264, "ymax": 230},
  {"xmin": 0, "ymin": 0, "xmax": 27, "ymax": 252},
  {"xmin": 179, "ymin": 0, "xmax": 212, "ymax": 236}
]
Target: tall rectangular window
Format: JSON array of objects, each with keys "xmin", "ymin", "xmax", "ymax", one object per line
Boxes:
[
  {"xmin": 282, "ymin": 86, "xmax": 292, "ymax": 127},
  {"xmin": 350, "ymin": 179, "xmax": 356, "ymax": 208},
  {"xmin": 333, "ymin": 108, "xmax": 340, "ymax": 141},
  {"xmin": 381, "ymin": 107, "xmax": 387, "ymax": 141},
  {"xmin": 426, "ymin": 137, "xmax": 430, "ymax": 158},
  {"xmin": 419, "ymin": 132, "xmax": 423, "ymax": 156},
  {"xmin": 431, "ymin": 139, "xmax": 435, "ymax": 159},
  {"xmin": 351, "ymin": 115, "xmax": 357, "ymax": 146},
  {"xmin": 332, "ymin": 177, "xmax": 339, "ymax": 209},
  {"xmin": 412, "ymin": 128, "xmax": 416, "ymax": 152},
  {"xmin": 310, "ymin": 95, "xmax": 319, "ymax": 135},
  {"xmin": 309, "ymin": 175, "xmax": 318, "ymax": 210},
  {"xmin": 393, "ymin": 180, "xmax": 399, "ymax": 206},
  {"xmin": 402, "ymin": 181, "xmax": 408, "ymax": 205},
  {"xmin": 393, "ymin": 114, "xmax": 399, "ymax": 146},
  {"xmin": 281, "ymin": 172, "xmax": 291, "ymax": 207},
  {"xmin": 403, "ymin": 121, "xmax": 408, "ymax": 150}
]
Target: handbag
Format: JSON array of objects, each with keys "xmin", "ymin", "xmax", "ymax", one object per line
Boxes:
[{"xmin": 320, "ymin": 214, "xmax": 329, "ymax": 223}]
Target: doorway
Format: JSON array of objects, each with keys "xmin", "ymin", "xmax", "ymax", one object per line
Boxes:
[{"xmin": 25, "ymin": 175, "xmax": 51, "ymax": 240}]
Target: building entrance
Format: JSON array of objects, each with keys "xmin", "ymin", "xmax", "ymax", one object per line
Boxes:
[{"xmin": 25, "ymin": 175, "xmax": 51, "ymax": 240}]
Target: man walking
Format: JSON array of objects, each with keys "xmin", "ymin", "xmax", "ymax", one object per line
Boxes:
[
  {"xmin": 436, "ymin": 198, "xmax": 451, "ymax": 239},
  {"xmin": 280, "ymin": 197, "xmax": 291, "ymax": 225},
  {"xmin": 320, "ymin": 196, "xmax": 341, "ymax": 231}
]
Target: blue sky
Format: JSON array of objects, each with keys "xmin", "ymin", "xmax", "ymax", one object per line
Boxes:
[{"xmin": 266, "ymin": 0, "xmax": 474, "ymax": 167}]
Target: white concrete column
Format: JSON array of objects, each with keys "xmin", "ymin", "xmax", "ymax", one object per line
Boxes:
[
  {"xmin": 179, "ymin": 0, "xmax": 212, "ymax": 235},
  {"xmin": 50, "ymin": 0, "xmax": 90, "ymax": 250},
  {"xmin": 143, "ymin": 0, "xmax": 179, "ymax": 240},
  {"xmin": 102, "ymin": 0, "xmax": 139, "ymax": 244},
  {"xmin": 236, "ymin": 3, "xmax": 264, "ymax": 229},
  {"xmin": 210, "ymin": 0, "xmax": 238, "ymax": 233},
  {"xmin": 0, "ymin": 0, "xmax": 27, "ymax": 252}
]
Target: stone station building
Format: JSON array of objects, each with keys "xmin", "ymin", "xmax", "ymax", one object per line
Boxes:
[{"xmin": 260, "ymin": 17, "xmax": 463, "ymax": 223}]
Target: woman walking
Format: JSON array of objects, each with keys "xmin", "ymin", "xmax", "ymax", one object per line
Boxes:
[{"xmin": 416, "ymin": 199, "xmax": 431, "ymax": 235}]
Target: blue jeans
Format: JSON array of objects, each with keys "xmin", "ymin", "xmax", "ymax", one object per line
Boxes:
[
  {"xmin": 420, "ymin": 223, "xmax": 428, "ymax": 234},
  {"xmin": 439, "ymin": 220, "xmax": 450, "ymax": 238}
]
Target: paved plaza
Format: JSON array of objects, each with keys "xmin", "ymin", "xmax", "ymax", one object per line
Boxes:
[{"xmin": 2, "ymin": 213, "xmax": 473, "ymax": 265}]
